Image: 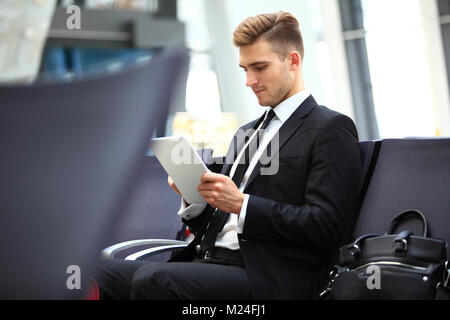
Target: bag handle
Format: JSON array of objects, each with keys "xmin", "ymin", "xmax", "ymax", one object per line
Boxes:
[
  {"xmin": 385, "ymin": 209, "xmax": 428, "ymax": 237},
  {"xmin": 347, "ymin": 234, "xmax": 380, "ymax": 257},
  {"xmin": 346, "ymin": 210, "xmax": 427, "ymax": 259},
  {"xmin": 348, "ymin": 230, "xmax": 415, "ymax": 258}
]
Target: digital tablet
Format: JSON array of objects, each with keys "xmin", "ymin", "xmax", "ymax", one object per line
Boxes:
[{"xmin": 151, "ymin": 136, "xmax": 209, "ymax": 204}]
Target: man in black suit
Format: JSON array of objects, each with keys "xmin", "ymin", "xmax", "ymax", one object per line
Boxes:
[{"xmin": 95, "ymin": 11, "xmax": 362, "ymax": 300}]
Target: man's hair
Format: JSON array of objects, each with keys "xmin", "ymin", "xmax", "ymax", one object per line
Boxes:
[{"xmin": 232, "ymin": 11, "xmax": 304, "ymax": 61}]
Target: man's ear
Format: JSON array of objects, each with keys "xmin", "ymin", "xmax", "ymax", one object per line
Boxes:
[{"xmin": 288, "ymin": 51, "xmax": 301, "ymax": 71}]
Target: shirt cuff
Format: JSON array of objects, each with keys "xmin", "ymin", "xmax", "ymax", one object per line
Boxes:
[
  {"xmin": 236, "ymin": 194, "xmax": 250, "ymax": 234},
  {"xmin": 177, "ymin": 197, "xmax": 207, "ymax": 220}
]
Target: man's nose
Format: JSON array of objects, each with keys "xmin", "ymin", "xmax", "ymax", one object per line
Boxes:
[{"xmin": 246, "ymin": 71, "xmax": 257, "ymax": 87}]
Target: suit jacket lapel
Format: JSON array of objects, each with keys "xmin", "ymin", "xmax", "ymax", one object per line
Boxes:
[{"xmin": 243, "ymin": 95, "xmax": 317, "ymax": 190}]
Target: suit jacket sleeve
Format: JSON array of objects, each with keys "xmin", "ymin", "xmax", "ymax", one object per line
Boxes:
[{"xmin": 242, "ymin": 114, "xmax": 362, "ymax": 250}]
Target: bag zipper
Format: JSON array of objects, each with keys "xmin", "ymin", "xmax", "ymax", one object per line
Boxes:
[{"xmin": 352, "ymin": 261, "xmax": 427, "ymax": 272}]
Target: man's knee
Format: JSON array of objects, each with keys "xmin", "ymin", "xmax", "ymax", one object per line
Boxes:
[
  {"xmin": 131, "ymin": 263, "xmax": 178, "ymax": 300},
  {"xmin": 95, "ymin": 259, "xmax": 146, "ymax": 300}
]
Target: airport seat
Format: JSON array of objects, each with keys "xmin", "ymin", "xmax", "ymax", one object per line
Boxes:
[
  {"xmin": 350, "ymin": 140, "xmax": 381, "ymax": 239},
  {"xmin": 103, "ymin": 154, "xmax": 186, "ymax": 262},
  {"xmin": 357, "ymin": 140, "xmax": 380, "ymax": 202},
  {"xmin": 0, "ymin": 47, "xmax": 189, "ymax": 299},
  {"xmin": 353, "ymin": 138, "xmax": 450, "ymax": 257},
  {"xmin": 102, "ymin": 149, "xmax": 219, "ymax": 261}
]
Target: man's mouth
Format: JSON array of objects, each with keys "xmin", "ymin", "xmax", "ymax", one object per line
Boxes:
[{"xmin": 253, "ymin": 88, "xmax": 264, "ymax": 95}]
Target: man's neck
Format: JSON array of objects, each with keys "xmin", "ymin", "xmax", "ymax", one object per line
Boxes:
[
  {"xmin": 275, "ymin": 77, "xmax": 305, "ymax": 107},
  {"xmin": 280, "ymin": 74, "xmax": 306, "ymax": 103},
  {"xmin": 289, "ymin": 75, "xmax": 305, "ymax": 98}
]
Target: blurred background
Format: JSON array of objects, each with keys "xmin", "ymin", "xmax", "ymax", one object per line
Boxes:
[{"xmin": 2, "ymin": 0, "xmax": 450, "ymax": 155}]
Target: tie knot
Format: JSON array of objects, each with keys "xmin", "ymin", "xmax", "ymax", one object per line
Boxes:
[{"xmin": 261, "ymin": 109, "xmax": 276, "ymax": 130}]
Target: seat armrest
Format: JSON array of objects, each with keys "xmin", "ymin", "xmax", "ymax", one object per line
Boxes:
[
  {"xmin": 125, "ymin": 243, "xmax": 189, "ymax": 261},
  {"xmin": 102, "ymin": 239, "xmax": 187, "ymax": 259}
]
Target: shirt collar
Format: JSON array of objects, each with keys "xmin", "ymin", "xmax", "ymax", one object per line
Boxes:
[{"xmin": 268, "ymin": 89, "xmax": 311, "ymax": 123}]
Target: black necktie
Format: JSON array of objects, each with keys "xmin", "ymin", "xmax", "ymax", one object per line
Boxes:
[{"xmin": 200, "ymin": 109, "xmax": 276, "ymax": 254}]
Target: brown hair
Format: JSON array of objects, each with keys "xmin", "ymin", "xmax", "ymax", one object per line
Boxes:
[{"xmin": 233, "ymin": 11, "xmax": 304, "ymax": 60}]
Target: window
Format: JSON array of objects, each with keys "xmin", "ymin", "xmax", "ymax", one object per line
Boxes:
[
  {"xmin": 175, "ymin": 0, "xmax": 236, "ymax": 155},
  {"xmin": 362, "ymin": 0, "xmax": 437, "ymax": 138}
]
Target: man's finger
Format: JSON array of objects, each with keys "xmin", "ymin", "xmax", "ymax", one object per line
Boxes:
[
  {"xmin": 197, "ymin": 183, "xmax": 215, "ymax": 193},
  {"xmin": 200, "ymin": 171, "xmax": 225, "ymax": 184},
  {"xmin": 200, "ymin": 171, "xmax": 214, "ymax": 184}
]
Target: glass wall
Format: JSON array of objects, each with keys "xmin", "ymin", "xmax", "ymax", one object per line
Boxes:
[
  {"xmin": 36, "ymin": 0, "xmax": 450, "ymax": 145},
  {"xmin": 175, "ymin": 0, "xmax": 236, "ymax": 155},
  {"xmin": 362, "ymin": 0, "xmax": 437, "ymax": 138}
]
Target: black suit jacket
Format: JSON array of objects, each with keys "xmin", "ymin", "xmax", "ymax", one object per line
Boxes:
[{"xmin": 170, "ymin": 95, "xmax": 362, "ymax": 299}]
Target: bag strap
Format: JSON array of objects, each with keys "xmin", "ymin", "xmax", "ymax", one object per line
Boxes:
[{"xmin": 385, "ymin": 209, "xmax": 428, "ymax": 237}]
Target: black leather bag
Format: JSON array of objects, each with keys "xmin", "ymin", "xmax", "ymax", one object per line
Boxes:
[{"xmin": 320, "ymin": 210, "xmax": 450, "ymax": 300}]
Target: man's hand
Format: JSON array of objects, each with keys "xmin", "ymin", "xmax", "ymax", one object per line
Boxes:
[{"xmin": 197, "ymin": 171, "xmax": 245, "ymax": 214}]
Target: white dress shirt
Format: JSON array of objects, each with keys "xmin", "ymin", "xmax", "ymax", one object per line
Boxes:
[{"xmin": 178, "ymin": 90, "xmax": 311, "ymax": 250}]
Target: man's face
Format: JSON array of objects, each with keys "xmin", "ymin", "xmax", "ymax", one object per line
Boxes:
[{"xmin": 239, "ymin": 40, "xmax": 295, "ymax": 107}]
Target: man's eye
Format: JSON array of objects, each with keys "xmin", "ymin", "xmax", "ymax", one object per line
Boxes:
[{"xmin": 255, "ymin": 66, "xmax": 266, "ymax": 71}]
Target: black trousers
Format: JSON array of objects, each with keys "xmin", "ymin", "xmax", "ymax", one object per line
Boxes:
[{"xmin": 94, "ymin": 258, "xmax": 252, "ymax": 300}]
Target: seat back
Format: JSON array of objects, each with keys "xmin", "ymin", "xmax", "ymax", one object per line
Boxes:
[
  {"xmin": 110, "ymin": 156, "xmax": 183, "ymax": 244},
  {"xmin": 353, "ymin": 138, "xmax": 450, "ymax": 256},
  {"xmin": 336, "ymin": 140, "xmax": 379, "ymax": 249},
  {"xmin": 0, "ymin": 48, "xmax": 189, "ymax": 299},
  {"xmin": 357, "ymin": 140, "xmax": 379, "ymax": 208}
]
